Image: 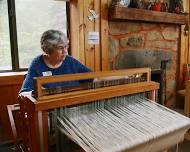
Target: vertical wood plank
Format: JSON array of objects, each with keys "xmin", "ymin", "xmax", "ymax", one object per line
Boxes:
[
  {"xmin": 42, "ymin": 111, "xmax": 48, "ymax": 152},
  {"xmin": 100, "ymin": 0, "xmax": 109, "ymax": 70},
  {"xmin": 94, "ymin": 0, "xmax": 101, "ymax": 71},
  {"xmin": 84, "ymin": 0, "xmax": 96, "ymax": 70},
  {"xmin": 178, "ymin": 26, "xmax": 186, "ymax": 89},
  {"xmin": 70, "ymin": 0, "xmax": 80, "ymax": 60},
  {"xmin": 185, "ymin": 81, "xmax": 190, "ymax": 117},
  {"xmin": 70, "ymin": 0, "xmax": 109, "ymax": 71},
  {"xmin": 148, "ymin": 90, "xmax": 157, "ymax": 102},
  {"xmin": 78, "ymin": 1, "xmax": 86, "ymax": 64},
  {"xmin": 24, "ymin": 100, "xmax": 43, "ymax": 152},
  {"xmin": 178, "ymin": 0, "xmax": 189, "ymax": 90},
  {"xmin": 187, "ymin": 0, "xmax": 190, "ymax": 63}
]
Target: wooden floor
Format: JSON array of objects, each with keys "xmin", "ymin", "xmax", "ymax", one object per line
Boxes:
[
  {"xmin": 169, "ymin": 140, "xmax": 190, "ymax": 152},
  {"xmin": 0, "ymin": 124, "xmax": 7, "ymax": 143}
]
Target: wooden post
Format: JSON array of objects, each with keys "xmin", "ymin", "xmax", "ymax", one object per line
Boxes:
[{"xmin": 185, "ymin": 80, "xmax": 190, "ymax": 117}]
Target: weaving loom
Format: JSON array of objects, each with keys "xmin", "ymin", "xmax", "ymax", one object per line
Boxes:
[{"xmin": 18, "ymin": 68, "xmax": 190, "ymax": 152}]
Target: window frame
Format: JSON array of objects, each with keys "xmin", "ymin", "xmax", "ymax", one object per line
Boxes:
[{"xmin": 0, "ymin": 0, "xmax": 70, "ymax": 73}]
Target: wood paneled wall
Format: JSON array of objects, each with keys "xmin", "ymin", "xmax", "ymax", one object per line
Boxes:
[
  {"xmin": 0, "ymin": 0, "xmax": 109, "ymax": 142},
  {"xmin": 70, "ymin": 0, "xmax": 109, "ymax": 71}
]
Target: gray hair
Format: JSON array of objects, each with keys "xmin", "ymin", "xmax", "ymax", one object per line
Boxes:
[{"xmin": 40, "ymin": 29, "xmax": 68, "ymax": 54}]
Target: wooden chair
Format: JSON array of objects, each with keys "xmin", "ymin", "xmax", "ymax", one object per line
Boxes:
[
  {"xmin": 178, "ymin": 64, "xmax": 190, "ymax": 97},
  {"xmin": 183, "ymin": 64, "xmax": 190, "ymax": 140},
  {"xmin": 175, "ymin": 64, "xmax": 190, "ymax": 140},
  {"xmin": 7, "ymin": 104, "xmax": 24, "ymax": 152}
]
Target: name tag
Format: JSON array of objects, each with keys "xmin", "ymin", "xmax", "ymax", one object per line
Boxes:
[{"xmin": 42, "ymin": 71, "xmax": 52, "ymax": 76}]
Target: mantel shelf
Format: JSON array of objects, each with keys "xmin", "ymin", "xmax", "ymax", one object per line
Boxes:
[{"xmin": 109, "ymin": 6, "xmax": 189, "ymax": 25}]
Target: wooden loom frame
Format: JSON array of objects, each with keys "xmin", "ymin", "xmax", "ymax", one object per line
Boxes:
[{"xmin": 19, "ymin": 68, "xmax": 159, "ymax": 152}]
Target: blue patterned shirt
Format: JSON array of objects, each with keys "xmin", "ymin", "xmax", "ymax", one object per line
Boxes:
[{"xmin": 20, "ymin": 55, "xmax": 92, "ymax": 93}]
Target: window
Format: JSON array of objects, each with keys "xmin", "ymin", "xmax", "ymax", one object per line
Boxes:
[
  {"xmin": 0, "ymin": 0, "xmax": 12, "ymax": 70},
  {"xmin": 0, "ymin": 0, "xmax": 68, "ymax": 71}
]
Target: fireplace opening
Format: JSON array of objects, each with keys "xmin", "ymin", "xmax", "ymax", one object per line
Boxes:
[
  {"xmin": 114, "ymin": 50, "xmax": 172, "ymax": 105},
  {"xmin": 151, "ymin": 60, "xmax": 170, "ymax": 105}
]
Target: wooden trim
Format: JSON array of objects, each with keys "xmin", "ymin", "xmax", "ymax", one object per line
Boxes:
[{"xmin": 0, "ymin": 71, "xmax": 26, "ymax": 77}]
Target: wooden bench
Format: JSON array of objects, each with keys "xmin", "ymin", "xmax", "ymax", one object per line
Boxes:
[{"xmin": 178, "ymin": 64, "xmax": 190, "ymax": 97}]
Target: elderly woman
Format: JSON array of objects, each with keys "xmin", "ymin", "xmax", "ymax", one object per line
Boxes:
[{"xmin": 20, "ymin": 29, "xmax": 92, "ymax": 93}]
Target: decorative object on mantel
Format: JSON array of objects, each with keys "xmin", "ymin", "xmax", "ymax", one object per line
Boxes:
[
  {"xmin": 129, "ymin": 0, "xmax": 169, "ymax": 12},
  {"xmin": 111, "ymin": 0, "xmax": 131, "ymax": 7},
  {"xmin": 129, "ymin": 0, "xmax": 139, "ymax": 8},
  {"xmin": 169, "ymin": 0, "xmax": 184, "ymax": 14},
  {"xmin": 139, "ymin": 0, "xmax": 151, "ymax": 10},
  {"xmin": 129, "ymin": 0, "xmax": 151, "ymax": 10},
  {"xmin": 150, "ymin": 0, "xmax": 161, "ymax": 11},
  {"xmin": 184, "ymin": 23, "xmax": 189, "ymax": 36},
  {"xmin": 160, "ymin": 0, "xmax": 169, "ymax": 12}
]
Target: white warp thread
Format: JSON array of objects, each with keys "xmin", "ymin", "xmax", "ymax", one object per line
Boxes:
[{"xmin": 57, "ymin": 96, "xmax": 190, "ymax": 152}]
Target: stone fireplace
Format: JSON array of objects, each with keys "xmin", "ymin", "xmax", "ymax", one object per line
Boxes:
[{"xmin": 108, "ymin": 22, "xmax": 179, "ymax": 107}]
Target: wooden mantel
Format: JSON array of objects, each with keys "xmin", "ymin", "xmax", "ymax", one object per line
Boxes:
[{"xmin": 109, "ymin": 6, "xmax": 189, "ymax": 25}]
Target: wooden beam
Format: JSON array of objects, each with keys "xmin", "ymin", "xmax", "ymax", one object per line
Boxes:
[{"xmin": 109, "ymin": 6, "xmax": 189, "ymax": 25}]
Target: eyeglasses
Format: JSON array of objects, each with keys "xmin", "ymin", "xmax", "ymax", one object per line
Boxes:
[{"xmin": 56, "ymin": 44, "xmax": 69, "ymax": 51}]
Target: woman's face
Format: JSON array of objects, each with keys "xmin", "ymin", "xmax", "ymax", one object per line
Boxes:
[{"xmin": 49, "ymin": 43, "xmax": 68, "ymax": 63}]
